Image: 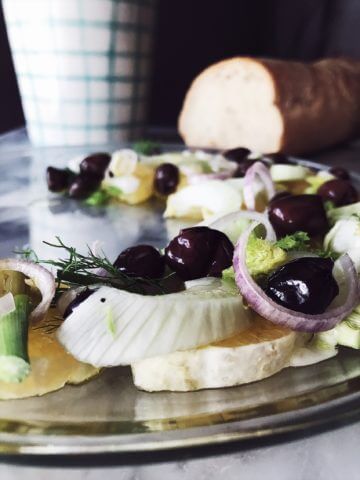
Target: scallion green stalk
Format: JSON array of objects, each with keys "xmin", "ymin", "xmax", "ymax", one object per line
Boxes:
[{"xmin": 0, "ymin": 272, "xmax": 31, "ymax": 383}]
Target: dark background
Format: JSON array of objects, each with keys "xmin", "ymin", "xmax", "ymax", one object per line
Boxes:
[{"xmin": 1, "ymin": 0, "xmax": 360, "ymax": 135}]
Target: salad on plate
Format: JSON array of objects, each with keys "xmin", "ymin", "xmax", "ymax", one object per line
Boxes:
[{"xmin": 0, "ymin": 145, "xmax": 359, "ymax": 397}]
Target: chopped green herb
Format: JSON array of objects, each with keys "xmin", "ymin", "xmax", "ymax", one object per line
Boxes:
[
  {"xmin": 133, "ymin": 140, "xmax": 161, "ymax": 156},
  {"xmin": 324, "ymin": 200, "xmax": 335, "ymax": 213},
  {"xmin": 246, "ymin": 235, "xmax": 287, "ymax": 277},
  {"xmin": 16, "ymin": 237, "xmax": 173, "ymax": 298},
  {"xmin": 312, "ymin": 248, "xmax": 340, "ymax": 261},
  {"xmin": 105, "ymin": 306, "xmax": 116, "ymax": 338},
  {"xmin": 275, "ymin": 231, "xmax": 310, "ymax": 251},
  {"xmin": 104, "ymin": 185, "xmax": 123, "ymax": 197},
  {"xmin": 84, "ymin": 186, "xmax": 123, "ymax": 206},
  {"xmin": 85, "ymin": 190, "xmax": 110, "ymax": 206}
]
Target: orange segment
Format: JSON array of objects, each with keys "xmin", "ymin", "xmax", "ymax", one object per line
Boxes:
[
  {"xmin": 0, "ymin": 309, "xmax": 99, "ymax": 400},
  {"xmin": 212, "ymin": 315, "xmax": 292, "ymax": 348}
]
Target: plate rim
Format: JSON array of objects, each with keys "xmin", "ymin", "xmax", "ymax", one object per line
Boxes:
[{"xmin": 0, "ymin": 154, "xmax": 359, "ymax": 455}]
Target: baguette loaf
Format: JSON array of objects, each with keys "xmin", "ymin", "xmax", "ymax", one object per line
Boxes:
[{"xmin": 178, "ymin": 57, "xmax": 360, "ymax": 155}]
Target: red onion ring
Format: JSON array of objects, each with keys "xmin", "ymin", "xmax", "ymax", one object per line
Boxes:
[
  {"xmin": 0, "ymin": 259, "xmax": 55, "ymax": 323},
  {"xmin": 210, "ymin": 210, "xmax": 276, "ymax": 243},
  {"xmin": 187, "ymin": 171, "xmax": 234, "ymax": 185},
  {"xmin": 233, "ymin": 222, "xmax": 360, "ymax": 332},
  {"xmin": 243, "ymin": 162, "xmax": 275, "ymax": 211}
]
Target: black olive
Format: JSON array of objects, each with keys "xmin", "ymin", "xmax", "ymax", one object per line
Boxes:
[
  {"xmin": 329, "ymin": 166, "xmax": 350, "ymax": 181},
  {"xmin": 223, "ymin": 147, "xmax": 250, "ymax": 163},
  {"xmin": 318, "ymin": 179, "xmax": 358, "ymax": 207},
  {"xmin": 268, "ymin": 194, "xmax": 329, "ymax": 237},
  {"xmin": 164, "ymin": 226, "xmax": 234, "ymax": 281},
  {"xmin": 63, "ymin": 289, "xmax": 94, "ymax": 319},
  {"xmin": 269, "ymin": 191, "xmax": 292, "ymax": 205},
  {"xmin": 68, "ymin": 173, "xmax": 102, "ymax": 200},
  {"xmin": 266, "ymin": 153, "xmax": 293, "ymax": 164},
  {"xmin": 80, "ymin": 152, "xmax": 111, "ymax": 178},
  {"xmin": 232, "ymin": 159, "xmax": 269, "ymax": 178},
  {"xmin": 265, "ymin": 257, "xmax": 339, "ymax": 314},
  {"xmin": 46, "ymin": 166, "xmax": 73, "ymax": 192},
  {"xmin": 114, "ymin": 245, "xmax": 165, "ymax": 279},
  {"xmin": 154, "ymin": 163, "xmax": 180, "ymax": 195},
  {"xmin": 232, "ymin": 159, "xmax": 255, "ymax": 178}
]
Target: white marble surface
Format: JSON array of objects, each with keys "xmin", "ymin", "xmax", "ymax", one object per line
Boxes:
[{"xmin": 1, "ymin": 129, "xmax": 360, "ymax": 479}]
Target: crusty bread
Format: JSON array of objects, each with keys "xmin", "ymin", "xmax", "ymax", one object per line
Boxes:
[{"xmin": 178, "ymin": 57, "xmax": 360, "ymax": 155}]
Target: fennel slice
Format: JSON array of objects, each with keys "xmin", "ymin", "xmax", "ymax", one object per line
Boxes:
[{"xmin": 57, "ymin": 280, "xmax": 252, "ymax": 367}]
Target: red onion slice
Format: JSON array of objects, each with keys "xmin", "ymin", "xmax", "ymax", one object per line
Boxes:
[
  {"xmin": 0, "ymin": 259, "xmax": 55, "ymax": 323},
  {"xmin": 243, "ymin": 162, "xmax": 275, "ymax": 211},
  {"xmin": 0, "ymin": 292, "xmax": 15, "ymax": 316},
  {"xmin": 233, "ymin": 222, "xmax": 360, "ymax": 332},
  {"xmin": 210, "ymin": 210, "xmax": 276, "ymax": 243},
  {"xmin": 187, "ymin": 171, "xmax": 234, "ymax": 185}
]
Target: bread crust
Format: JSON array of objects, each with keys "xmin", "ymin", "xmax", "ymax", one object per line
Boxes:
[{"xmin": 179, "ymin": 57, "xmax": 360, "ymax": 155}]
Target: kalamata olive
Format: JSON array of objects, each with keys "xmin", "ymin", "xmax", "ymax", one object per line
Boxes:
[
  {"xmin": 63, "ymin": 289, "xmax": 94, "ymax": 319},
  {"xmin": 329, "ymin": 166, "xmax": 350, "ymax": 180},
  {"xmin": 265, "ymin": 257, "xmax": 339, "ymax": 314},
  {"xmin": 164, "ymin": 226, "xmax": 234, "ymax": 281},
  {"xmin": 114, "ymin": 245, "xmax": 165, "ymax": 279},
  {"xmin": 80, "ymin": 152, "xmax": 111, "ymax": 178},
  {"xmin": 318, "ymin": 179, "xmax": 358, "ymax": 207},
  {"xmin": 232, "ymin": 159, "xmax": 255, "ymax": 178},
  {"xmin": 68, "ymin": 173, "xmax": 102, "ymax": 200},
  {"xmin": 154, "ymin": 163, "xmax": 180, "ymax": 195},
  {"xmin": 223, "ymin": 147, "xmax": 250, "ymax": 163},
  {"xmin": 46, "ymin": 166, "xmax": 73, "ymax": 192},
  {"xmin": 269, "ymin": 191, "xmax": 292, "ymax": 205},
  {"xmin": 268, "ymin": 194, "xmax": 329, "ymax": 237},
  {"xmin": 232, "ymin": 158, "xmax": 269, "ymax": 178},
  {"xmin": 266, "ymin": 153, "xmax": 293, "ymax": 164}
]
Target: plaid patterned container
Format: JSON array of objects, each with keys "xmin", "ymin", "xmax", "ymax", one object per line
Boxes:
[{"xmin": 3, "ymin": 0, "xmax": 157, "ymax": 146}]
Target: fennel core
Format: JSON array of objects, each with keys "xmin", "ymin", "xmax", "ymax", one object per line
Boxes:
[{"xmin": 0, "ymin": 271, "xmax": 31, "ymax": 383}]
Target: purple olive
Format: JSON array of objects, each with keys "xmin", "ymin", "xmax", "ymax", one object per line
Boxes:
[
  {"xmin": 114, "ymin": 245, "xmax": 165, "ymax": 279},
  {"xmin": 80, "ymin": 152, "xmax": 111, "ymax": 178},
  {"xmin": 318, "ymin": 179, "xmax": 358, "ymax": 207},
  {"xmin": 63, "ymin": 289, "xmax": 94, "ymax": 319},
  {"xmin": 269, "ymin": 191, "xmax": 292, "ymax": 205},
  {"xmin": 68, "ymin": 173, "xmax": 102, "ymax": 200},
  {"xmin": 154, "ymin": 163, "xmax": 180, "ymax": 195},
  {"xmin": 266, "ymin": 153, "xmax": 293, "ymax": 164},
  {"xmin": 329, "ymin": 166, "xmax": 350, "ymax": 181},
  {"xmin": 164, "ymin": 226, "xmax": 234, "ymax": 280},
  {"xmin": 223, "ymin": 147, "xmax": 250, "ymax": 163},
  {"xmin": 268, "ymin": 194, "xmax": 329, "ymax": 237},
  {"xmin": 46, "ymin": 166, "xmax": 73, "ymax": 192},
  {"xmin": 265, "ymin": 257, "xmax": 339, "ymax": 314}
]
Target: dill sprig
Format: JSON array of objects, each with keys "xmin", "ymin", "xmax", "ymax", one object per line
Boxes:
[{"xmin": 15, "ymin": 237, "xmax": 172, "ymax": 296}]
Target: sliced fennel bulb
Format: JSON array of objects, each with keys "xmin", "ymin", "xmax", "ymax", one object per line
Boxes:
[
  {"xmin": 57, "ymin": 280, "xmax": 252, "ymax": 366},
  {"xmin": 270, "ymin": 164, "xmax": 311, "ymax": 182},
  {"xmin": 164, "ymin": 180, "xmax": 242, "ymax": 220}
]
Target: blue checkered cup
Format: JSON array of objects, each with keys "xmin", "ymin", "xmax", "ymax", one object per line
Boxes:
[{"xmin": 3, "ymin": 0, "xmax": 157, "ymax": 146}]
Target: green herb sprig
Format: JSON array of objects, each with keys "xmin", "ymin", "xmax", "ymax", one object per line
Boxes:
[
  {"xmin": 133, "ymin": 140, "xmax": 161, "ymax": 156},
  {"xmin": 274, "ymin": 231, "xmax": 310, "ymax": 251},
  {"xmin": 16, "ymin": 237, "xmax": 172, "ymax": 298},
  {"xmin": 274, "ymin": 231, "xmax": 339, "ymax": 260}
]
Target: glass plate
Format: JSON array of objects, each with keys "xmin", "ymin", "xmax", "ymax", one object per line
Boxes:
[{"xmin": 0, "ymin": 142, "xmax": 359, "ymax": 456}]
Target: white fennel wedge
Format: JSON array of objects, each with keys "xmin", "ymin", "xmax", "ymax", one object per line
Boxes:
[{"xmin": 57, "ymin": 279, "xmax": 252, "ymax": 367}]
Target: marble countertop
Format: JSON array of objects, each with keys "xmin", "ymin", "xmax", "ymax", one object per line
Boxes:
[{"xmin": 1, "ymin": 129, "xmax": 360, "ymax": 479}]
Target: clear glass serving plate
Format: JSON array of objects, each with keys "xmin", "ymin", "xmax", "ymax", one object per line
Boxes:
[{"xmin": 0, "ymin": 140, "xmax": 360, "ymax": 456}]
